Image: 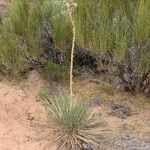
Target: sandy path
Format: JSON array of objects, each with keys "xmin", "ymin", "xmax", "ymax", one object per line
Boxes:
[{"xmin": 0, "ymin": 72, "xmax": 56, "ymax": 150}]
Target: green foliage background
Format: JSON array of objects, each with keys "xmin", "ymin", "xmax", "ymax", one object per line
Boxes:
[{"xmin": 0, "ymin": 0, "xmax": 149, "ymax": 74}]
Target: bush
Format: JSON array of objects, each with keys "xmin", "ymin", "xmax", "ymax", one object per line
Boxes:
[
  {"xmin": 0, "ymin": 0, "xmax": 51, "ymax": 74},
  {"xmin": 40, "ymin": 91, "xmax": 102, "ymax": 149},
  {"xmin": 42, "ymin": 59, "xmax": 68, "ymax": 81},
  {"xmin": 48, "ymin": 0, "xmax": 150, "ymax": 94},
  {"xmin": 0, "ymin": 20, "xmax": 25, "ymax": 74}
]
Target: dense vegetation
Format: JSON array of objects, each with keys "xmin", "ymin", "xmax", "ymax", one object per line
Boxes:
[{"xmin": 0, "ymin": 0, "xmax": 150, "ymax": 95}]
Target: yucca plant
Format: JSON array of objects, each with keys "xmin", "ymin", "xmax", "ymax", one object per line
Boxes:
[{"xmin": 40, "ymin": 91, "xmax": 102, "ymax": 150}]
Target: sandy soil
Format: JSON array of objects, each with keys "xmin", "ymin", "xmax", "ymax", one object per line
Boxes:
[
  {"xmin": 74, "ymin": 79, "xmax": 150, "ymax": 150},
  {"xmin": 0, "ymin": 71, "xmax": 150, "ymax": 150},
  {"xmin": 0, "ymin": 72, "xmax": 57, "ymax": 150}
]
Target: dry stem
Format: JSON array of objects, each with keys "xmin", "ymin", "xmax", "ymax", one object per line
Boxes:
[{"xmin": 66, "ymin": 1, "xmax": 76, "ymax": 98}]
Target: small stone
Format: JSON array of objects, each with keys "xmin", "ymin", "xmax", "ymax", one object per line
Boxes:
[
  {"xmin": 18, "ymin": 90, "xmax": 27, "ymax": 98},
  {"xmin": 4, "ymin": 92, "xmax": 8, "ymax": 96}
]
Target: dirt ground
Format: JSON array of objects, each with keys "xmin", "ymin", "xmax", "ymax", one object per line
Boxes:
[
  {"xmin": 0, "ymin": 72, "xmax": 57, "ymax": 150},
  {"xmin": 0, "ymin": 70, "xmax": 150, "ymax": 150}
]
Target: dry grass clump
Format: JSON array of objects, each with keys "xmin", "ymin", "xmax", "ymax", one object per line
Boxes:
[{"xmin": 40, "ymin": 90, "xmax": 103, "ymax": 150}]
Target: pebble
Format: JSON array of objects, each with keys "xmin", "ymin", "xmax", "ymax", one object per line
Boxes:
[{"xmin": 18, "ymin": 90, "xmax": 27, "ymax": 98}]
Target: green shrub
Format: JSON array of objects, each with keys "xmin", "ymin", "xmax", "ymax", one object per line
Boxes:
[
  {"xmin": 0, "ymin": 0, "xmax": 52, "ymax": 74},
  {"xmin": 49, "ymin": 0, "xmax": 150, "ymax": 71},
  {"xmin": 43, "ymin": 59, "xmax": 68, "ymax": 81},
  {"xmin": 40, "ymin": 91, "xmax": 101, "ymax": 149},
  {"xmin": 0, "ymin": 20, "xmax": 25, "ymax": 73},
  {"xmin": 10, "ymin": 0, "xmax": 29, "ymax": 37},
  {"xmin": 47, "ymin": 0, "xmax": 150, "ymax": 93}
]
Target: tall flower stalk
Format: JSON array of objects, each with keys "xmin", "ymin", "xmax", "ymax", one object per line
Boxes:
[{"xmin": 66, "ymin": 0, "xmax": 76, "ymax": 98}]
